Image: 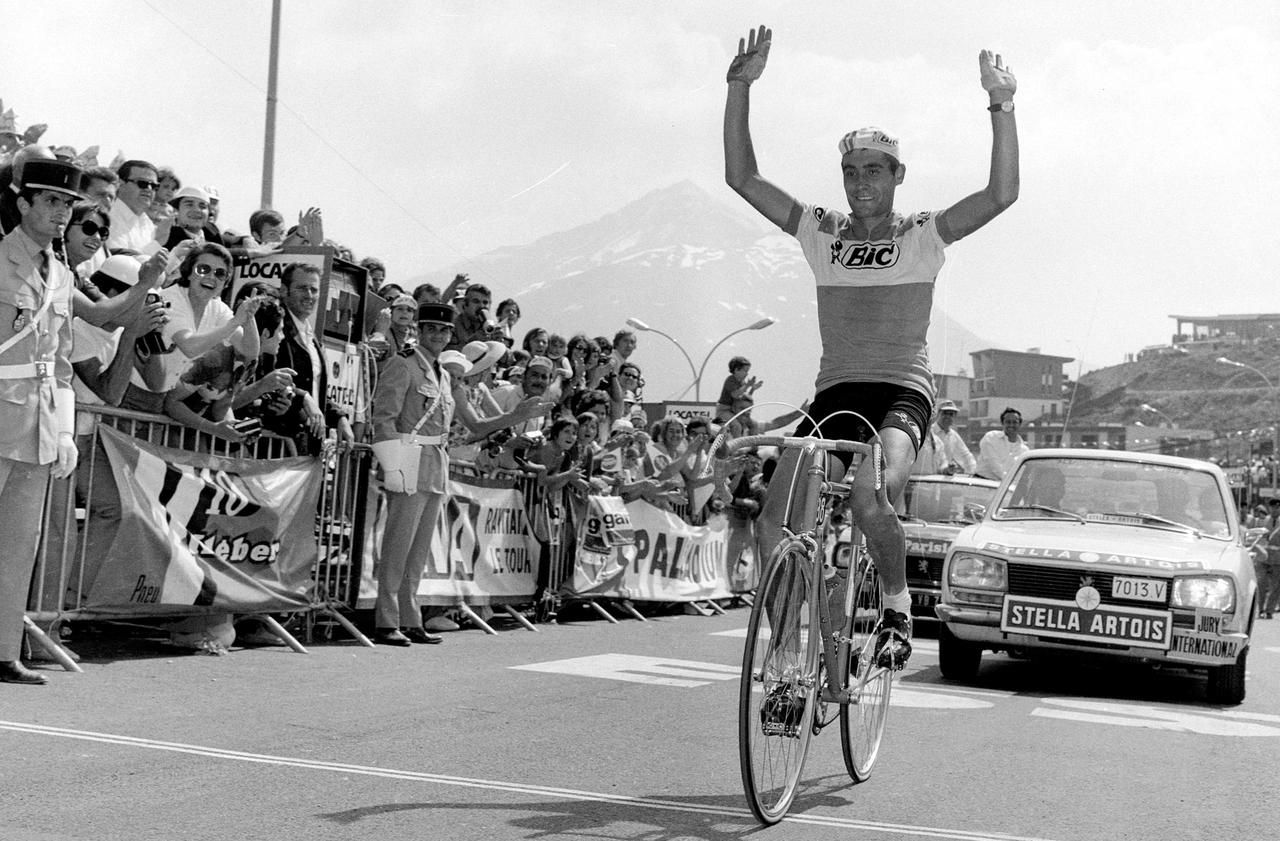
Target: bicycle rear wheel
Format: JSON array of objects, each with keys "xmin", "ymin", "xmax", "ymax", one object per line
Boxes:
[
  {"xmin": 739, "ymin": 538, "xmax": 820, "ymax": 824},
  {"xmin": 839, "ymin": 549, "xmax": 892, "ymax": 781}
]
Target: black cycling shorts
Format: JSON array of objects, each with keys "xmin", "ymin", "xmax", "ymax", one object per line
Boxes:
[{"xmin": 793, "ymin": 382, "xmax": 933, "ymax": 456}]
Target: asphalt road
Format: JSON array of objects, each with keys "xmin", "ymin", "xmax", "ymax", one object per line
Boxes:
[{"xmin": 2, "ymin": 605, "xmax": 1276, "ymax": 841}]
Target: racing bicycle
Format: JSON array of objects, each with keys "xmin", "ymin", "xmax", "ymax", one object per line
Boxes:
[{"xmin": 726, "ymin": 433, "xmax": 895, "ymax": 825}]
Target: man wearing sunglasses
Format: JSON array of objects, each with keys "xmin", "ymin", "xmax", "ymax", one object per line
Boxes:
[{"xmin": 106, "ymin": 159, "xmax": 172, "ymax": 255}]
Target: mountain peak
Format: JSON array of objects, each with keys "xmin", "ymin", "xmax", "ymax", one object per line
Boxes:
[{"xmin": 401, "ymin": 181, "xmax": 994, "ymax": 403}]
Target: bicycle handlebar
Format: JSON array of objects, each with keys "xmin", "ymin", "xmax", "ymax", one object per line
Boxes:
[{"xmin": 721, "ymin": 435, "xmax": 874, "ymax": 457}]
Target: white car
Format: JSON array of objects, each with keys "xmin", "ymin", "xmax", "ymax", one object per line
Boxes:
[
  {"xmin": 936, "ymin": 449, "xmax": 1258, "ymax": 705},
  {"xmin": 899, "ymin": 474, "xmax": 1000, "ymax": 619}
]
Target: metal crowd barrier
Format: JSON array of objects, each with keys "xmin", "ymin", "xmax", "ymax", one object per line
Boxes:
[
  {"xmin": 25, "ymin": 407, "xmax": 756, "ymax": 666},
  {"xmin": 26, "ymin": 405, "xmax": 375, "ymax": 662}
]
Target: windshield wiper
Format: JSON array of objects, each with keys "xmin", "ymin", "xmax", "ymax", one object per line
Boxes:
[
  {"xmin": 1111, "ymin": 511, "xmax": 1202, "ymax": 537},
  {"xmin": 1000, "ymin": 505, "xmax": 1086, "ymax": 523}
]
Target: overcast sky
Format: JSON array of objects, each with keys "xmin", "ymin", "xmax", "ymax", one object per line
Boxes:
[{"xmin": 5, "ymin": 1, "xmax": 1277, "ymax": 374}]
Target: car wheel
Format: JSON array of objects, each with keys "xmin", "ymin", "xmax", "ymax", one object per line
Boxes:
[
  {"xmin": 1206, "ymin": 646, "xmax": 1247, "ymax": 705},
  {"xmin": 938, "ymin": 623, "xmax": 982, "ymax": 681}
]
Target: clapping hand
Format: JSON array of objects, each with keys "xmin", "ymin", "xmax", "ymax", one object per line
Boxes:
[
  {"xmin": 727, "ymin": 25, "xmax": 771, "ymax": 85},
  {"xmin": 979, "ymin": 50, "xmax": 1016, "ymax": 99}
]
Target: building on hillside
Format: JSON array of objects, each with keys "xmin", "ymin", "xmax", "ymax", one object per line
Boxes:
[
  {"xmin": 967, "ymin": 348, "xmax": 1073, "ymax": 425},
  {"xmin": 1170, "ymin": 313, "xmax": 1280, "ymax": 348}
]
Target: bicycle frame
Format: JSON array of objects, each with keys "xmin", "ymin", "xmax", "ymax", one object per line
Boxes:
[{"xmin": 771, "ymin": 440, "xmax": 886, "ymax": 712}]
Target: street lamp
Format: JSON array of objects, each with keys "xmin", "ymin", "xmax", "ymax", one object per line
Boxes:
[
  {"xmin": 627, "ymin": 316, "xmax": 776, "ymax": 401},
  {"xmin": 688, "ymin": 317, "xmax": 776, "ymax": 401},
  {"xmin": 1217, "ymin": 357, "xmax": 1278, "ymax": 487},
  {"xmin": 625, "ymin": 317, "xmax": 697, "ymax": 392}
]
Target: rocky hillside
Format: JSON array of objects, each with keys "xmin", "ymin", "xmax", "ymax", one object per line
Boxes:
[{"xmin": 1072, "ymin": 344, "xmax": 1280, "ymax": 438}]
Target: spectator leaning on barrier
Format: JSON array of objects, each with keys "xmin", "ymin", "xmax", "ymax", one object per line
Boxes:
[
  {"xmin": 259, "ymin": 262, "xmax": 351, "ymax": 455},
  {"xmin": 123, "ymin": 242, "xmax": 259, "ymax": 414},
  {"xmin": 72, "ymin": 255, "xmax": 167, "ymax": 418},
  {"xmin": 369, "ymin": 301, "xmax": 459, "ymax": 647},
  {"xmin": 443, "ymin": 346, "xmax": 551, "ymax": 462},
  {"xmin": 227, "ymin": 282, "xmax": 295, "ymax": 428},
  {"xmin": 0, "ymin": 158, "xmax": 82, "ymax": 686},
  {"xmin": 491, "ymin": 355, "xmax": 555, "ymax": 436}
]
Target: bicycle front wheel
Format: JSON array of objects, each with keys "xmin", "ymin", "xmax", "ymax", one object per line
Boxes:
[
  {"xmin": 738, "ymin": 538, "xmax": 821, "ymax": 825},
  {"xmin": 839, "ymin": 550, "xmax": 892, "ymax": 781}
]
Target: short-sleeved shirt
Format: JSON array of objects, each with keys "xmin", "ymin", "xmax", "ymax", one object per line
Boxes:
[
  {"xmin": 130, "ymin": 285, "xmax": 235, "ymax": 392},
  {"xmin": 791, "ymin": 204, "xmax": 947, "ymax": 399},
  {"xmin": 71, "ymin": 319, "xmax": 123, "ymax": 434}
]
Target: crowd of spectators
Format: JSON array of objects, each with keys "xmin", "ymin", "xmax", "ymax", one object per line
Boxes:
[{"xmin": 0, "ymin": 122, "xmax": 799, "ymax": 649}]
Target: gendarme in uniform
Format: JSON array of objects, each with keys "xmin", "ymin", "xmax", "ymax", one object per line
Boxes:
[
  {"xmin": 369, "ymin": 301, "xmax": 456, "ymax": 645},
  {"xmin": 0, "ymin": 158, "xmax": 81, "ymax": 684}
]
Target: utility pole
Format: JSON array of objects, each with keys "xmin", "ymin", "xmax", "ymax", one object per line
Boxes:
[{"xmin": 260, "ymin": 0, "xmax": 282, "ymax": 209}]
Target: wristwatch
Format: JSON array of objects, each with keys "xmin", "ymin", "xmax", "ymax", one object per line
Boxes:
[{"xmin": 988, "ymin": 100, "xmax": 1015, "ymax": 113}]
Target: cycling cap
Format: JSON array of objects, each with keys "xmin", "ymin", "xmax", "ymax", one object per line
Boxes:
[{"xmin": 838, "ymin": 127, "xmax": 901, "ymax": 164}]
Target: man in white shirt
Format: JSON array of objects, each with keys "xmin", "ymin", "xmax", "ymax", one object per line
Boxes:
[
  {"xmin": 976, "ymin": 407, "xmax": 1029, "ymax": 481},
  {"xmin": 491, "ymin": 356, "xmax": 553, "ymax": 436},
  {"xmin": 913, "ymin": 399, "xmax": 977, "ymax": 475},
  {"xmin": 106, "ymin": 160, "xmax": 170, "ymax": 255}
]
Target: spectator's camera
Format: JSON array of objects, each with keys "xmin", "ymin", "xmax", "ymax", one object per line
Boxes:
[
  {"xmin": 481, "ymin": 428, "xmax": 514, "ymax": 457},
  {"xmin": 136, "ymin": 292, "xmax": 172, "ymax": 355},
  {"xmin": 232, "ymin": 417, "xmax": 263, "ymax": 442},
  {"xmin": 252, "ymin": 296, "xmax": 284, "ymax": 335}
]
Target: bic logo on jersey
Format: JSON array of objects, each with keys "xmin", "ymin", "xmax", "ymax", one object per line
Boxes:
[{"xmin": 830, "ymin": 239, "xmax": 900, "ymax": 269}]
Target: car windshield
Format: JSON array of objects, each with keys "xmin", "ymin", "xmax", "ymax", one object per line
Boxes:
[
  {"xmin": 993, "ymin": 457, "xmax": 1233, "ymax": 539},
  {"xmin": 902, "ymin": 479, "xmax": 998, "ymax": 524}
]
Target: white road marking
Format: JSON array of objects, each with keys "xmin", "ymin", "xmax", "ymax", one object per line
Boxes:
[
  {"xmin": 1031, "ymin": 699, "xmax": 1280, "ymax": 737},
  {"xmin": 512, "ymin": 654, "xmax": 738, "ymax": 687},
  {"xmin": 0, "ymin": 720, "xmax": 1063, "ymax": 841},
  {"xmin": 892, "ymin": 689, "xmax": 994, "ymax": 709}
]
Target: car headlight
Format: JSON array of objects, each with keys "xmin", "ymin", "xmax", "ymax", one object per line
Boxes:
[
  {"xmin": 947, "ymin": 553, "xmax": 1007, "ymax": 590},
  {"xmin": 1170, "ymin": 576, "xmax": 1235, "ymax": 612}
]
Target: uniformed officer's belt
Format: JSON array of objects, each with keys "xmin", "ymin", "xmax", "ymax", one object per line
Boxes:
[
  {"xmin": 401, "ymin": 433, "xmax": 444, "ymax": 446},
  {"xmin": 0, "ymin": 360, "xmax": 53, "ymax": 379}
]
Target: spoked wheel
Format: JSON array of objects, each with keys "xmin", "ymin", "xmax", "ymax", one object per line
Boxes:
[
  {"xmin": 839, "ymin": 551, "xmax": 892, "ymax": 782},
  {"xmin": 739, "ymin": 539, "xmax": 821, "ymax": 825}
]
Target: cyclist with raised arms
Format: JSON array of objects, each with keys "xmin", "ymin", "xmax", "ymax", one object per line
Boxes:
[{"xmin": 724, "ymin": 25, "xmax": 1019, "ymax": 668}]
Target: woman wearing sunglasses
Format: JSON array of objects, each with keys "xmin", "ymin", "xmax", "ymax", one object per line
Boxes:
[
  {"xmin": 123, "ymin": 242, "xmax": 260, "ymax": 413},
  {"xmin": 63, "ymin": 201, "xmax": 113, "ymax": 290}
]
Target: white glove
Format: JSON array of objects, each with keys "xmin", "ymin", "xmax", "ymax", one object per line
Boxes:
[{"xmin": 372, "ymin": 440, "xmax": 409, "ymax": 493}]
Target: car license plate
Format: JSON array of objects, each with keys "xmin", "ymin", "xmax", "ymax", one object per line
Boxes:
[
  {"xmin": 1111, "ymin": 576, "xmax": 1167, "ymax": 603},
  {"xmin": 912, "ymin": 591, "xmax": 937, "ymax": 608},
  {"xmin": 1001, "ymin": 595, "xmax": 1171, "ymax": 649}
]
